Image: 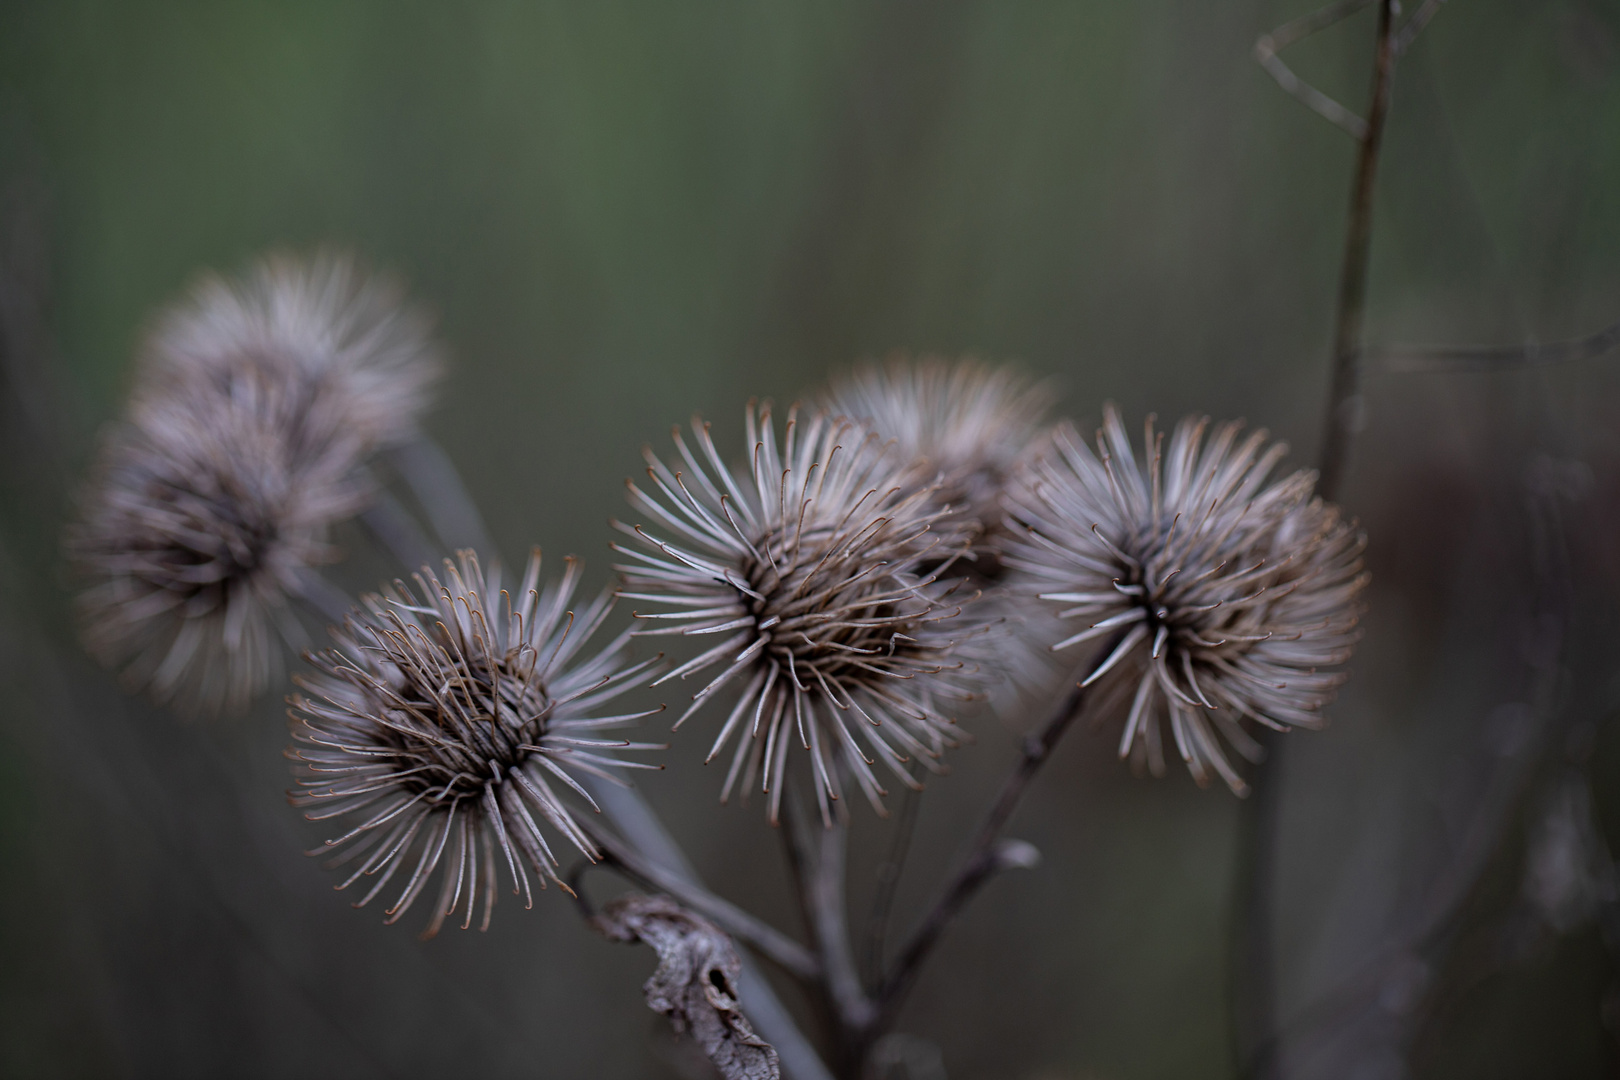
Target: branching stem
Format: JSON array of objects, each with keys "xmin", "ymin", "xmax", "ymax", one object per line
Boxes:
[{"xmin": 868, "ymin": 646, "xmax": 1113, "ymax": 1046}]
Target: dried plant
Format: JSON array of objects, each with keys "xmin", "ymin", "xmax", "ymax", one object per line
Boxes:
[
  {"xmin": 823, "ymin": 355, "xmax": 1053, "ymax": 547},
  {"xmin": 70, "ymin": 369, "xmax": 372, "ymax": 713},
  {"xmin": 614, "ymin": 402, "xmax": 983, "ymax": 824},
  {"xmin": 288, "ymin": 550, "xmax": 664, "ymax": 937},
  {"xmin": 139, "ymin": 250, "xmax": 441, "ymax": 449},
  {"xmin": 69, "ymin": 253, "xmax": 442, "ymax": 713},
  {"xmin": 826, "ymin": 357, "xmax": 1064, "ymax": 714},
  {"xmin": 1000, "ymin": 406, "xmax": 1368, "ymax": 794}
]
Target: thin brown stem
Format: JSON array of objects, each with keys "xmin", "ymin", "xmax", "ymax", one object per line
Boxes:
[
  {"xmin": 871, "ymin": 664, "xmax": 1099, "ymax": 1041},
  {"xmin": 782, "ymin": 781, "xmax": 876, "ymax": 1075},
  {"xmin": 579, "ymin": 810, "xmax": 822, "ymax": 983},
  {"xmin": 1317, "ymin": 0, "xmax": 1397, "ymax": 503},
  {"xmin": 861, "ymin": 784, "xmax": 921, "ymax": 987},
  {"xmin": 1375, "ymin": 318, "xmax": 1620, "ymax": 372},
  {"xmin": 1238, "ymin": 5, "xmax": 1398, "ymax": 1077}
]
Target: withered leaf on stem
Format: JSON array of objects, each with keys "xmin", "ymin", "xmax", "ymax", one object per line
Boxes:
[{"xmin": 593, "ymin": 893, "xmax": 781, "ymax": 1080}]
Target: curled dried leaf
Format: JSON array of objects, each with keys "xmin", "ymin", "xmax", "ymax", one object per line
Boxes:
[{"xmin": 593, "ymin": 893, "xmax": 781, "ymax": 1080}]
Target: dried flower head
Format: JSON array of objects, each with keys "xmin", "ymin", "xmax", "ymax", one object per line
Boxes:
[
  {"xmin": 71, "ymin": 369, "xmax": 371, "ymax": 713},
  {"xmin": 289, "ymin": 550, "xmax": 663, "ymax": 937},
  {"xmin": 826, "ymin": 357, "xmax": 1059, "ymax": 713},
  {"xmin": 615, "ymin": 402, "xmax": 982, "ymax": 824},
  {"xmin": 70, "ymin": 253, "xmax": 442, "ymax": 714},
  {"xmin": 140, "ymin": 251, "xmax": 441, "ymax": 448},
  {"xmin": 823, "ymin": 355, "xmax": 1053, "ymax": 543},
  {"xmin": 1000, "ymin": 406, "xmax": 1368, "ymax": 794}
]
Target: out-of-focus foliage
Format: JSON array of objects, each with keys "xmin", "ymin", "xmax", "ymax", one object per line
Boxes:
[{"xmin": 1, "ymin": 1, "xmax": 1618, "ymax": 1077}]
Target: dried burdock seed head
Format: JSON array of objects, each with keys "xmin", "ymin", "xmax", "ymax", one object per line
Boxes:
[
  {"xmin": 69, "ymin": 252, "xmax": 442, "ymax": 715},
  {"xmin": 288, "ymin": 550, "xmax": 664, "ymax": 938},
  {"xmin": 1000, "ymin": 406, "xmax": 1368, "ymax": 795},
  {"xmin": 614, "ymin": 401, "xmax": 983, "ymax": 825},
  {"xmin": 823, "ymin": 355, "xmax": 1053, "ymax": 547},
  {"xmin": 140, "ymin": 250, "xmax": 441, "ymax": 448},
  {"xmin": 71, "ymin": 369, "xmax": 371, "ymax": 714}
]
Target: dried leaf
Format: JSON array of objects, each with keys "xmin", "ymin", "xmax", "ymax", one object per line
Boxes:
[{"xmin": 594, "ymin": 893, "xmax": 781, "ymax": 1080}]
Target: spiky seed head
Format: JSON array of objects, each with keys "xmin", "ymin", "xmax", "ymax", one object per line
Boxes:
[
  {"xmin": 823, "ymin": 355, "xmax": 1053, "ymax": 546},
  {"xmin": 140, "ymin": 250, "xmax": 441, "ymax": 448},
  {"xmin": 825, "ymin": 356, "xmax": 1059, "ymax": 712},
  {"xmin": 614, "ymin": 401, "xmax": 984, "ymax": 825},
  {"xmin": 71, "ymin": 368, "xmax": 371, "ymax": 713},
  {"xmin": 1000, "ymin": 406, "xmax": 1368, "ymax": 794},
  {"xmin": 288, "ymin": 550, "xmax": 664, "ymax": 938},
  {"xmin": 69, "ymin": 253, "xmax": 442, "ymax": 714}
]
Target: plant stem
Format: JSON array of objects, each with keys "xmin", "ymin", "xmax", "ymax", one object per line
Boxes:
[
  {"xmin": 781, "ymin": 782, "xmax": 876, "ymax": 1076},
  {"xmin": 385, "ymin": 438, "xmax": 496, "ymax": 556},
  {"xmin": 1316, "ymin": 0, "xmax": 1397, "ymax": 504},
  {"xmin": 579, "ymin": 774, "xmax": 837, "ymax": 1080},
  {"xmin": 1238, "ymin": 5, "xmax": 1397, "ymax": 1076},
  {"xmin": 380, "ymin": 439, "xmax": 835, "ymax": 1078},
  {"xmin": 582, "ymin": 815, "xmax": 821, "ymax": 982},
  {"xmin": 871, "ymin": 661, "xmax": 1102, "ymax": 1041},
  {"xmin": 861, "ymin": 785, "xmax": 921, "ymax": 987}
]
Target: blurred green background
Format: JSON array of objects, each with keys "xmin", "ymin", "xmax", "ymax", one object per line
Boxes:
[{"xmin": 3, "ymin": 1, "xmax": 1619, "ymax": 1076}]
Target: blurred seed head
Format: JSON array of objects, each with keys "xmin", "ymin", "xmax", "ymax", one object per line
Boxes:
[
  {"xmin": 140, "ymin": 250, "xmax": 442, "ymax": 448},
  {"xmin": 826, "ymin": 357, "xmax": 1062, "ymax": 715},
  {"xmin": 1000, "ymin": 406, "xmax": 1368, "ymax": 794},
  {"xmin": 823, "ymin": 355, "xmax": 1054, "ymax": 549},
  {"xmin": 69, "ymin": 252, "xmax": 443, "ymax": 715},
  {"xmin": 71, "ymin": 369, "xmax": 371, "ymax": 714},
  {"xmin": 615, "ymin": 402, "xmax": 984, "ymax": 825},
  {"xmin": 288, "ymin": 550, "xmax": 664, "ymax": 938}
]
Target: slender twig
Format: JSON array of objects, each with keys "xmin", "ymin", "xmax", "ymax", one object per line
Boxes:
[
  {"xmin": 873, "ymin": 838, "xmax": 1041, "ymax": 1038},
  {"xmin": 1255, "ymin": 0, "xmax": 1376, "ymax": 138},
  {"xmin": 577, "ymin": 775, "xmax": 837, "ymax": 1080},
  {"xmin": 385, "ymin": 438, "xmax": 497, "ymax": 556},
  {"xmin": 784, "ymin": 790, "xmax": 876, "ymax": 1037},
  {"xmin": 872, "ymin": 659, "xmax": 1104, "ymax": 1034},
  {"xmin": 579, "ymin": 811, "xmax": 821, "ymax": 982},
  {"xmin": 1375, "ymin": 319, "xmax": 1620, "ymax": 372},
  {"xmin": 1240, "ymin": 6, "xmax": 1399, "ymax": 1075},
  {"xmin": 1392, "ymin": 0, "xmax": 1449, "ymax": 55},
  {"xmin": 1317, "ymin": 0, "xmax": 1397, "ymax": 501},
  {"xmin": 359, "ymin": 484, "xmax": 441, "ymax": 572},
  {"xmin": 781, "ymin": 777, "xmax": 875, "ymax": 1080},
  {"xmin": 861, "ymin": 785, "xmax": 921, "ymax": 987}
]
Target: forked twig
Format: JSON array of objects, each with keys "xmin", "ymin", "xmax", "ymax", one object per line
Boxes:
[
  {"xmin": 870, "ymin": 634, "xmax": 1122, "ymax": 1042},
  {"xmin": 1254, "ymin": 0, "xmax": 1449, "ymax": 140},
  {"xmin": 1254, "ymin": 0, "xmax": 1376, "ymax": 138},
  {"xmin": 577, "ymin": 775, "xmax": 836, "ymax": 1080}
]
